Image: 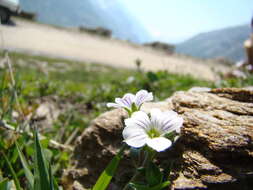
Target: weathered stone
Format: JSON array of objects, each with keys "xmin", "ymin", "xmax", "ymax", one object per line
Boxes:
[
  {"xmin": 144, "ymin": 41, "xmax": 175, "ymax": 54},
  {"xmin": 32, "ymin": 98, "xmax": 61, "ymax": 130},
  {"xmin": 71, "ymin": 108, "xmax": 127, "ymax": 188},
  {"xmin": 62, "ymin": 168, "xmax": 88, "ymax": 190},
  {"xmin": 31, "ymin": 96, "xmax": 73, "ymax": 131},
  {"xmin": 66, "ymin": 88, "xmax": 253, "ymax": 190},
  {"xmin": 171, "ymin": 88, "xmax": 253, "ymax": 190}
]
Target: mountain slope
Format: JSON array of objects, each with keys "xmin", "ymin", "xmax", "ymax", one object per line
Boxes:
[
  {"xmin": 176, "ymin": 25, "xmax": 251, "ymax": 62},
  {"xmin": 20, "ymin": 0, "xmax": 150, "ymax": 43}
]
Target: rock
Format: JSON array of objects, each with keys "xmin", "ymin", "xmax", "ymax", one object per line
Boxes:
[
  {"xmin": 66, "ymin": 88, "xmax": 253, "ymax": 190},
  {"xmin": 79, "ymin": 26, "xmax": 112, "ymax": 38},
  {"xmin": 188, "ymin": 87, "xmax": 211, "ymax": 92},
  {"xmin": 19, "ymin": 11, "xmax": 37, "ymax": 20},
  {"xmin": 141, "ymin": 101, "xmax": 174, "ymax": 112},
  {"xmin": 70, "ymin": 108, "xmax": 128, "ymax": 188},
  {"xmin": 33, "ymin": 100, "xmax": 60, "ymax": 130},
  {"xmin": 31, "ymin": 96, "xmax": 72, "ymax": 131},
  {"xmin": 72, "ymin": 181, "xmax": 86, "ymax": 190},
  {"xmin": 144, "ymin": 41, "xmax": 175, "ymax": 54},
  {"xmin": 62, "ymin": 168, "xmax": 88, "ymax": 190},
  {"xmin": 171, "ymin": 88, "xmax": 253, "ymax": 190}
]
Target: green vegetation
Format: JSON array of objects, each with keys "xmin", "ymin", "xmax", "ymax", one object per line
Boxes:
[{"xmin": 0, "ymin": 51, "xmax": 252, "ymax": 189}]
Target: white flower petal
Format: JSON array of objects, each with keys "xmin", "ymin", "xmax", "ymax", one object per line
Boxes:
[
  {"xmin": 150, "ymin": 109, "xmax": 164, "ymax": 131},
  {"xmin": 107, "ymin": 90, "xmax": 152, "ymax": 111},
  {"xmin": 123, "ymin": 126, "xmax": 146, "ymax": 139},
  {"xmin": 122, "ymin": 93, "xmax": 135, "ymax": 101},
  {"xmin": 125, "ymin": 111, "xmax": 151, "ymax": 130},
  {"xmin": 115, "ymin": 93, "xmax": 134, "ymax": 109},
  {"xmin": 106, "ymin": 103, "xmax": 121, "ymax": 108},
  {"xmin": 161, "ymin": 116, "xmax": 183, "ymax": 135},
  {"xmin": 124, "ymin": 136, "xmax": 147, "ymax": 148},
  {"xmin": 146, "ymin": 137, "xmax": 172, "ymax": 152},
  {"xmin": 135, "ymin": 90, "xmax": 153, "ymax": 107},
  {"xmin": 123, "ymin": 126, "xmax": 148, "ymax": 148},
  {"xmin": 150, "ymin": 109, "xmax": 183, "ymax": 135},
  {"xmin": 115, "ymin": 98, "xmax": 129, "ymax": 109}
]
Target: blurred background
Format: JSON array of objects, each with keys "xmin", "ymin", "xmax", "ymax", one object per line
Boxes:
[{"xmin": 19, "ymin": 0, "xmax": 253, "ymax": 62}]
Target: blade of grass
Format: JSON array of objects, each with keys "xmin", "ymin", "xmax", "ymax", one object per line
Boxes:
[
  {"xmin": 1, "ymin": 151, "xmax": 22, "ymax": 190},
  {"xmin": 49, "ymin": 163, "xmax": 60, "ymax": 190},
  {"xmin": 33, "ymin": 129, "xmax": 51, "ymax": 190},
  {"xmin": 129, "ymin": 180, "xmax": 170, "ymax": 190},
  {"xmin": 49, "ymin": 164, "xmax": 54, "ymax": 190},
  {"xmin": 15, "ymin": 142, "xmax": 34, "ymax": 189},
  {"xmin": 0, "ymin": 178, "xmax": 12, "ymax": 190},
  {"xmin": 0, "ymin": 120, "xmax": 73, "ymax": 151},
  {"xmin": 92, "ymin": 145, "xmax": 126, "ymax": 190},
  {"xmin": 5, "ymin": 52, "xmax": 25, "ymax": 123}
]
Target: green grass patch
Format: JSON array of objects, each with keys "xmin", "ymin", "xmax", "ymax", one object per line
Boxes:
[{"xmin": 0, "ymin": 51, "xmax": 253, "ymax": 189}]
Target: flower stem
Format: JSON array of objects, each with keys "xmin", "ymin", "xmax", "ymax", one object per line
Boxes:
[{"xmin": 122, "ymin": 151, "xmax": 151, "ymax": 190}]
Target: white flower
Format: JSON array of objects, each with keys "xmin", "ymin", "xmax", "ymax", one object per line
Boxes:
[
  {"xmin": 107, "ymin": 90, "xmax": 153, "ymax": 111},
  {"xmin": 122, "ymin": 109, "xmax": 183, "ymax": 152}
]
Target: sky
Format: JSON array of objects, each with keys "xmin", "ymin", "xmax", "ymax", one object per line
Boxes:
[{"xmin": 121, "ymin": 0, "xmax": 253, "ymax": 43}]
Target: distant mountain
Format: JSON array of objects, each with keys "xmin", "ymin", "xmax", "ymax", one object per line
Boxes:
[
  {"xmin": 176, "ymin": 25, "xmax": 251, "ymax": 62},
  {"xmin": 20, "ymin": 0, "xmax": 151, "ymax": 43}
]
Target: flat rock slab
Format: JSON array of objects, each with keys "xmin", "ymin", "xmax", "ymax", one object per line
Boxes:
[
  {"xmin": 64, "ymin": 88, "xmax": 253, "ymax": 190},
  {"xmin": 171, "ymin": 88, "xmax": 253, "ymax": 190}
]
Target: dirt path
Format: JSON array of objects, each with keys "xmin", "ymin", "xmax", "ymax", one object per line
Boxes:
[{"xmin": 0, "ymin": 19, "xmax": 229, "ymax": 80}]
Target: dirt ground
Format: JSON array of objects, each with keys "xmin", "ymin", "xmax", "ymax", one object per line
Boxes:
[{"xmin": 0, "ymin": 18, "xmax": 229, "ymax": 80}]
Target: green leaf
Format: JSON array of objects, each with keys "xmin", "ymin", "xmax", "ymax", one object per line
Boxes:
[
  {"xmin": 164, "ymin": 131, "xmax": 177, "ymax": 141},
  {"xmin": 129, "ymin": 180, "xmax": 170, "ymax": 190},
  {"xmin": 0, "ymin": 179, "xmax": 9, "ymax": 190},
  {"xmin": 0, "ymin": 179, "xmax": 14, "ymax": 190},
  {"xmin": 15, "ymin": 142, "xmax": 34, "ymax": 189},
  {"xmin": 145, "ymin": 162, "xmax": 162, "ymax": 186},
  {"xmin": 33, "ymin": 130, "xmax": 51, "ymax": 190},
  {"xmin": 49, "ymin": 164, "xmax": 55, "ymax": 190},
  {"xmin": 10, "ymin": 147, "xmax": 19, "ymax": 164},
  {"xmin": 92, "ymin": 145, "xmax": 126, "ymax": 190},
  {"xmin": 53, "ymin": 175, "xmax": 60, "ymax": 190},
  {"xmin": 40, "ymin": 138, "xmax": 50, "ymax": 149},
  {"xmin": 147, "ymin": 72, "xmax": 159, "ymax": 82},
  {"xmin": 48, "ymin": 163, "xmax": 60, "ymax": 190},
  {"xmin": 1, "ymin": 151, "xmax": 22, "ymax": 190}
]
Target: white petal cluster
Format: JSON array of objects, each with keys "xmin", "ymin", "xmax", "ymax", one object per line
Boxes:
[
  {"xmin": 123, "ymin": 109, "xmax": 183, "ymax": 152},
  {"xmin": 107, "ymin": 90, "xmax": 153, "ymax": 111}
]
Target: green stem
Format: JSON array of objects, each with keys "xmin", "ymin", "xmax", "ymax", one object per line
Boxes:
[
  {"xmin": 1, "ymin": 151, "xmax": 22, "ymax": 190},
  {"xmin": 122, "ymin": 150, "xmax": 150, "ymax": 190}
]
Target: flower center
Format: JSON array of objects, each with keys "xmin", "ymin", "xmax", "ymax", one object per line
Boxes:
[{"xmin": 147, "ymin": 128, "xmax": 161, "ymax": 138}]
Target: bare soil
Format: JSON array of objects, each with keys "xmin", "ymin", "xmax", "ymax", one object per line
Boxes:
[{"xmin": 0, "ymin": 18, "xmax": 229, "ymax": 80}]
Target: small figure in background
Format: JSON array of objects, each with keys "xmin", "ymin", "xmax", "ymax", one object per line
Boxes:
[
  {"xmin": 243, "ymin": 16, "xmax": 253, "ymax": 72},
  {"xmin": 135, "ymin": 58, "xmax": 142, "ymax": 72}
]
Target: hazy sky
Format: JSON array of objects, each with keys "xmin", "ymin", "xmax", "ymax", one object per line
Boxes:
[{"xmin": 121, "ymin": 0, "xmax": 253, "ymax": 43}]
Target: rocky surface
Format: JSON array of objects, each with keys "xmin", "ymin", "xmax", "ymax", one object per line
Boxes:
[
  {"xmin": 64, "ymin": 88, "xmax": 253, "ymax": 190},
  {"xmin": 171, "ymin": 88, "xmax": 253, "ymax": 190}
]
